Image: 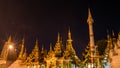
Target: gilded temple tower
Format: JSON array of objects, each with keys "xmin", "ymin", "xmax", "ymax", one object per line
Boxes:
[
  {"xmin": 87, "ymin": 8, "xmax": 95, "ymax": 60},
  {"xmin": 67, "ymin": 27, "xmax": 72, "ymax": 45},
  {"xmin": 1, "ymin": 35, "xmax": 12, "ymax": 60},
  {"xmin": 18, "ymin": 38, "xmax": 25, "ymax": 60},
  {"xmin": 54, "ymin": 32, "xmax": 63, "ymax": 57},
  {"xmin": 65, "ymin": 28, "xmax": 76, "ymax": 57},
  {"xmin": 23, "ymin": 39, "xmax": 40, "ymax": 68}
]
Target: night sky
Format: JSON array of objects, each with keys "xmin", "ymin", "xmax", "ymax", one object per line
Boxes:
[{"xmin": 0, "ymin": 0, "xmax": 120, "ymax": 58}]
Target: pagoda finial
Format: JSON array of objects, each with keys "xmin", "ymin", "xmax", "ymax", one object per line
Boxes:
[
  {"xmin": 67, "ymin": 27, "xmax": 72, "ymax": 43},
  {"xmin": 21, "ymin": 38, "xmax": 25, "ymax": 49},
  {"xmin": 106, "ymin": 30, "xmax": 113, "ymax": 51},
  {"xmin": 18, "ymin": 38, "xmax": 25, "ymax": 59},
  {"xmin": 41, "ymin": 44, "xmax": 44, "ymax": 53},
  {"xmin": 8, "ymin": 35, "xmax": 12, "ymax": 43},
  {"xmin": 0, "ymin": 35, "xmax": 12, "ymax": 59},
  {"xmin": 57, "ymin": 32, "xmax": 60, "ymax": 43},
  {"xmin": 87, "ymin": 8, "xmax": 94, "ymax": 24},
  {"xmin": 22, "ymin": 38, "xmax": 25, "ymax": 45},
  {"xmin": 87, "ymin": 8, "xmax": 95, "ymax": 58},
  {"xmin": 29, "ymin": 38, "xmax": 39, "ymax": 62},
  {"xmin": 35, "ymin": 38, "xmax": 39, "ymax": 49},
  {"xmin": 50, "ymin": 43, "xmax": 53, "ymax": 52},
  {"xmin": 112, "ymin": 30, "xmax": 115, "ymax": 37},
  {"xmin": 23, "ymin": 48, "xmax": 27, "ymax": 60},
  {"xmin": 107, "ymin": 29, "xmax": 110, "ymax": 39}
]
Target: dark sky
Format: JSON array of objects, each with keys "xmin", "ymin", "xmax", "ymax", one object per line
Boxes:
[{"xmin": 0, "ymin": 0, "xmax": 120, "ymax": 58}]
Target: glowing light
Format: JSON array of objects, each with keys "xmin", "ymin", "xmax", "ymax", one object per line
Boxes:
[
  {"xmin": 9, "ymin": 44, "xmax": 13, "ymax": 49},
  {"xmin": 88, "ymin": 63, "xmax": 94, "ymax": 68}
]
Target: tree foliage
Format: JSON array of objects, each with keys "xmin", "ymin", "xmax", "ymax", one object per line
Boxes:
[{"xmin": 96, "ymin": 39, "xmax": 107, "ymax": 55}]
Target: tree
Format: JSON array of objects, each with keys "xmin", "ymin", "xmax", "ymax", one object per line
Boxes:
[{"xmin": 96, "ymin": 39, "xmax": 107, "ymax": 55}]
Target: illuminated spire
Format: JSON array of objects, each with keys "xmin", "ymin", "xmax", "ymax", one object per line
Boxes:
[
  {"xmin": 0, "ymin": 35, "xmax": 12, "ymax": 59},
  {"xmin": 54, "ymin": 33, "xmax": 63, "ymax": 57},
  {"xmin": 87, "ymin": 8, "xmax": 95, "ymax": 57},
  {"xmin": 23, "ymin": 48, "xmax": 27, "ymax": 60},
  {"xmin": 67, "ymin": 27, "xmax": 72, "ymax": 44},
  {"xmin": 7, "ymin": 35, "xmax": 13, "ymax": 49},
  {"xmin": 32, "ymin": 39, "xmax": 39, "ymax": 62},
  {"xmin": 50, "ymin": 43, "xmax": 53, "ymax": 52},
  {"xmin": 87, "ymin": 8, "xmax": 94, "ymax": 24},
  {"xmin": 47, "ymin": 43, "xmax": 54, "ymax": 57},
  {"xmin": 107, "ymin": 35, "xmax": 111, "ymax": 42},
  {"xmin": 112, "ymin": 30, "xmax": 116, "ymax": 48},
  {"xmin": 65, "ymin": 27, "xmax": 76, "ymax": 57},
  {"xmin": 112, "ymin": 30, "xmax": 115, "ymax": 37},
  {"xmin": 25, "ymin": 39, "xmax": 40, "ymax": 63},
  {"xmin": 107, "ymin": 30, "xmax": 110, "ymax": 40},
  {"xmin": 7, "ymin": 35, "xmax": 12, "ymax": 44},
  {"xmin": 18, "ymin": 38, "xmax": 25, "ymax": 59},
  {"xmin": 8, "ymin": 35, "xmax": 11, "ymax": 40},
  {"xmin": 22, "ymin": 37, "xmax": 25, "ymax": 45},
  {"xmin": 57, "ymin": 32, "xmax": 60, "ymax": 43},
  {"xmin": 35, "ymin": 39, "xmax": 39, "ymax": 49},
  {"xmin": 41, "ymin": 44, "xmax": 44, "ymax": 53},
  {"xmin": 106, "ymin": 30, "xmax": 113, "ymax": 51}
]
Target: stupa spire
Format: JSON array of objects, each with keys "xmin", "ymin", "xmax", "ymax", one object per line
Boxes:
[
  {"xmin": 67, "ymin": 27, "xmax": 72, "ymax": 44},
  {"xmin": 87, "ymin": 8, "xmax": 95, "ymax": 53},
  {"xmin": 33, "ymin": 39, "xmax": 39, "ymax": 61},
  {"xmin": 0, "ymin": 35, "xmax": 12, "ymax": 60},
  {"xmin": 57, "ymin": 32, "xmax": 60, "ymax": 43},
  {"xmin": 8, "ymin": 35, "xmax": 12, "ymax": 42},
  {"xmin": 50, "ymin": 43, "xmax": 53, "ymax": 52},
  {"xmin": 112, "ymin": 30, "xmax": 115, "ymax": 38},
  {"xmin": 87, "ymin": 8, "xmax": 94, "ymax": 24},
  {"xmin": 23, "ymin": 48, "xmax": 27, "ymax": 60},
  {"xmin": 35, "ymin": 39, "xmax": 39, "ymax": 49},
  {"xmin": 18, "ymin": 38, "xmax": 25, "ymax": 59},
  {"xmin": 41, "ymin": 44, "xmax": 45, "ymax": 54}
]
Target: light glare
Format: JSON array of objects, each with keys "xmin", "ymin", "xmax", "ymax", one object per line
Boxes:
[{"xmin": 9, "ymin": 45, "xmax": 13, "ymax": 49}]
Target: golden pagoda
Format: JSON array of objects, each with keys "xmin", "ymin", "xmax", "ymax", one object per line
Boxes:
[{"xmin": 3, "ymin": 28, "xmax": 81, "ymax": 68}]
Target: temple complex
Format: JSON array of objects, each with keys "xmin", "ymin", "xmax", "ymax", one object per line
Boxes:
[
  {"xmin": 104, "ymin": 32, "xmax": 120, "ymax": 68},
  {"xmin": 0, "ymin": 28, "xmax": 81, "ymax": 68},
  {"xmin": 0, "ymin": 8, "xmax": 120, "ymax": 68}
]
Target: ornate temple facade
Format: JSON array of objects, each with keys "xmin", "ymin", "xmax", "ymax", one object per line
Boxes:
[
  {"xmin": 0, "ymin": 8, "xmax": 120, "ymax": 68},
  {"xmin": 80, "ymin": 8, "xmax": 104, "ymax": 68},
  {"xmin": 0, "ymin": 29, "xmax": 81, "ymax": 68},
  {"xmin": 105, "ymin": 32, "xmax": 120, "ymax": 68}
]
